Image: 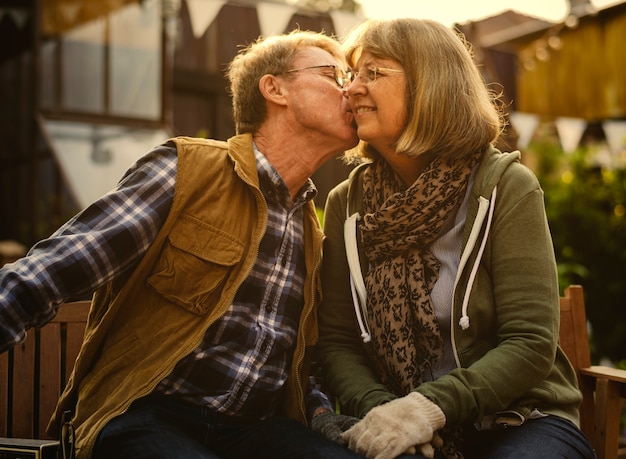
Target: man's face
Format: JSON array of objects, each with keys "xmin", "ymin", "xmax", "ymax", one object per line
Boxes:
[{"xmin": 280, "ymin": 47, "xmax": 359, "ymax": 161}]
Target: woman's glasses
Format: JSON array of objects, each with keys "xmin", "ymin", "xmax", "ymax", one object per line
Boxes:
[{"xmin": 350, "ymin": 67, "xmax": 404, "ymax": 84}]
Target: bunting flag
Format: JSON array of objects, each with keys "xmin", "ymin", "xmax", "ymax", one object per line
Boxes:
[
  {"xmin": 43, "ymin": 119, "xmax": 169, "ymax": 208},
  {"xmin": 7, "ymin": 8, "xmax": 30, "ymax": 28},
  {"xmin": 329, "ymin": 9, "xmax": 364, "ymax": 39},
  {"xmin": 602, "ymin": 120, "xmax": 626, "ymax": 156},
  {"xmin": 508, "ymin": 111, "xmax": 540, "ymax": 150},
  {"xmin": 256, "ymin": 2, "xmax": 297, "ymax": 37},
  {"xmin": 589, "ymin": 146, "xmax": 613, "ymax": 169},
  {"xmin": 180, "ymin": 0, "xmax": 364, "ymax": 40},
  {"xmin": 0, "ymin": 8, "xmax": 30, "ymax": 28},
  {"xmin": 186, "ymin": 0, "xmax": 225, "ymax": 39},
  {"xmin": 555, "ymin": 116, "xmax": 587, "ymax": 154},
  {"xmin": 58, "ymin": 0, "xmax": 82, "ymax": 27}
]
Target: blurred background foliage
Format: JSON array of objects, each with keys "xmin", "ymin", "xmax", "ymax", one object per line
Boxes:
[{"xmin": 528, "ymin": 126, "xmax": 626, "ymax": 367}]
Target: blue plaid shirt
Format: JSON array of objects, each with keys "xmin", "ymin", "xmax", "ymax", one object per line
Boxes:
[
  {"xmin": 0, "ymin": 144, "xmax": 176, "ymax": 346},
  {"xmin": 0, "ymin": 140, "xmax": 333, "ymax": 419}
]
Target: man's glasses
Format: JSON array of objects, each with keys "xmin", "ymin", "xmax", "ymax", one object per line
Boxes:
[
  {"xmin": 285, "ymin": 65, "xmax": 353, "ymax": 89},
  {"xmin": 350, "ymin": 67, "xmax": 404, "ymax": 85}
]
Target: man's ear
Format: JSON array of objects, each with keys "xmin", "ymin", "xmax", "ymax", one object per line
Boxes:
[{"xmin": 259, "ymin": 74, "xmax": 288, "ymax": 106}]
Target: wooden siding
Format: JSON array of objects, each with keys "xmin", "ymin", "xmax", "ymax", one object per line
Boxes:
[{"xmin": 516, "ymin": 7, "xmax": 626, "ymax": 119}]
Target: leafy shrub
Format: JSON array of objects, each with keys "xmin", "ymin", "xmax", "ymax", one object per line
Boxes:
[{"xmin": 529, "ymin": 136, "xmax": 626, "ymax": 364}]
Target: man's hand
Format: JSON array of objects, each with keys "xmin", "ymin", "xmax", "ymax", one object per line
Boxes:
[
  {"xmin": 311, "ymin": 410, "xmax": 360, "ymax": 444},
  {"xmin": 340, "ymin": 392, "xmax": 445, "ymax": 459}
]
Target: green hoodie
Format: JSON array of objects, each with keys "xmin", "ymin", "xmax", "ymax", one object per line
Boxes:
[{"xmin": 317, "ymin": 145, "xmax": 582, "ymax": 429}]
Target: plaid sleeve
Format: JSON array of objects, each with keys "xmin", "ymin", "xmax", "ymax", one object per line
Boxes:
[
  {"xmin": 305, "ymin": 360, "xmax": 336, "ymax": 423},
  {"xmin": 0, "ymin": 142, "xmax": 178, "ymax": 352}
]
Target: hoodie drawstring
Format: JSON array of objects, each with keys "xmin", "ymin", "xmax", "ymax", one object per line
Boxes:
[
  {"xmin": 344, "ymin": 211, "xmax": 371, "ymax": 343},
  {"xmin": 458, "ymin": 187, "xmax": 497, "ymax": 330}
]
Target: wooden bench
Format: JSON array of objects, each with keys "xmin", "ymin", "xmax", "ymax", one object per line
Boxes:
[
  {"xmin": 0, "ymin": 301, "xmax": 90, "ymax": 439},
  {"xmin": 1, "ymin": 289, "xmax": 626, "ymax": 459},
  {"xmin": 559, "ymin": 285, "xmax": 626, "ymax": 459}
]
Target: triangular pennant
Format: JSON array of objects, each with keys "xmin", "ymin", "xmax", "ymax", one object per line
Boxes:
[
  {"xmin": 602, "ymin": 120, "xmax": 626, "ymax": 156},
  {"xmin": 329, "ymin": 10, "xmax": 364, "ymax": 39},
  {"xmin": 186, "ymin": 0, "xmax": 225, "ymax": 39},
  {"xmin": 589, "ymin": 146, "xmax": 613, "ymax": 169},
  {"xmin": 508, "ymin": 111, "xmax": 540, "ymax": 150},
  {"xmin": 43, "ymin": 119, "xmax": 170, "ymax": 208},
  {"xmin": 256, "ymin": 2, "xmax": 296, "ymax": 37},
  {"xmin": 555, "ymin": 117, "xmax": 586, "ymax": 154},
  {"xmin": 58, "ymin": 1, "xmax": 82, "ymax": 27},
  {"xmin": 8, "ymin": 9, "xmax": 30, "ymax": 29}
]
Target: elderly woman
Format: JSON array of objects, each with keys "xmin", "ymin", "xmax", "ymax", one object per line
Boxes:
[{"xmin": 314, "ymin": 18, "xmax": 595, "ymax": 459}]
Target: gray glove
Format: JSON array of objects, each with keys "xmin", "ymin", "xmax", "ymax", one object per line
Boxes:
[
  {"xmin": 341, "ymin": 392, "xmax": 446, "ymax": 459},
  {"xmin": 311, "ymin": 411, "xmax": 360, "ymax": 444}
]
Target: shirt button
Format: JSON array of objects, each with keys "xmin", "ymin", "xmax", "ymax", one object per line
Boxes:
[{"xmin": 265, "ymin": 305, "xmax": 272, "ymax": 313}]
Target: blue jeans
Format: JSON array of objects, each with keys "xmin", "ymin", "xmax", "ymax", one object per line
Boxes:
[
  {"xmin": 92, "ymin": 395, "xmax": 365, "ymax": 459},
  {"xmin": 396, "ymin": 415, "xmax": 595, "ymax": 459}
]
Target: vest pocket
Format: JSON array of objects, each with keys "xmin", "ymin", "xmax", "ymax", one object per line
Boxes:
[{"xmin": 148, "ymin": 214, "xmax": 245, "ymax": 314}]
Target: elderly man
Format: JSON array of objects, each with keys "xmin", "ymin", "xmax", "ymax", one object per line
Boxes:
[{"xmin": 0, "ymin": 30, "xmax": 360, "ymax": 459}]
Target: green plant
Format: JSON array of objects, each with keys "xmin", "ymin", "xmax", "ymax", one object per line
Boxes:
[{"xmin": 529, "ymin": 137, "xmax": 626, "ymax": 364}]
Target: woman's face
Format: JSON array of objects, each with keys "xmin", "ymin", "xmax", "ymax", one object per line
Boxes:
[{"xmin": 347, "ymin": 51, "xmax": 408, "ymax": 156}]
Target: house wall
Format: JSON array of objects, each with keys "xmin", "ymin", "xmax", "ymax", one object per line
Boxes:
[{"xmin": 516, "ymin": 4, "xmax": 626, "ymax": 120}]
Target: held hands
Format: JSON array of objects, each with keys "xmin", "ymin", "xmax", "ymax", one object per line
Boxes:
[
  {"xmin": 340, "ymin": 392, "xmax": 446, "ymax": 459},
  {"xmin": 311, "ymin": 410, "xmax": 360, "ymax": 444}
]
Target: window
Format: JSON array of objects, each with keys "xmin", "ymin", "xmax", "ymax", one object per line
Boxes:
[{"xmin": 40, "ymin": 0, "xmax": 162, "ymax": 122}]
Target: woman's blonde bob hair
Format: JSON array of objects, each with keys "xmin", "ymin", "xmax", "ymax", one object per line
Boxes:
[
  {"xmin": 342, "ymin": 18, "xmax": 504, "ymax": 162},
  {"xmin": 228, "ymin": 29, "xmax": 344, "ymax": 134}
]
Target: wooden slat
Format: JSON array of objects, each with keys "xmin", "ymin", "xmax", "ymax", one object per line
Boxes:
[
  {"xmin": 595, "ymin": 378, "xmax": 622, "ymax": 459},
  {"xmin": 52, "ymin": 301, "xmax": 91, "ymax": 324},
  {"xmin": 11, "ymin": 333, "xmax": 36, "ymax": 438},
  {"xmin": 568, "ymin": 286, "xmax": 592, "ymax": 369},
  {"xmin": 560, "ymin": 286, "xmax": 596, "ymax": 444},
  {"xmin": 580, "ymin": 367, "xmax": 626, "ymax": 384},
  {"xmin": 0, "ymin": 352, "xmax": 8, "ymax": 436},
  {"xmin": 38, "ymin": 323, "xmax": 61, "ymax": 439}
]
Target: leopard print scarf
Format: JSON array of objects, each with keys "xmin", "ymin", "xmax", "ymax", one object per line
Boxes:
[
  {"xmin": 360, "ymin": 152, "xmax": 479, "ymax": 395},
  {"xmin": 360, "ymin": 153, "xmax": 480, "ymax": 459}
]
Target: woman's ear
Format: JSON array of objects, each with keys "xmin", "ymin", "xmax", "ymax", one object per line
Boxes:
[{"xmin": 259, "ymin": 74, "xmax": 288, "ymax": 106}]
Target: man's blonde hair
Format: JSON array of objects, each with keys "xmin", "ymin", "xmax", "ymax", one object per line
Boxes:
[{"xmin": 228, "ymin": 29, "xmax": 343, "ymax": 134}]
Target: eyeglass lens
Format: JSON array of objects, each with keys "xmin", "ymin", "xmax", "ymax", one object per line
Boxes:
[{"xmin": 350, "ymin": 67, "xmax": 403, "ymax": 84}]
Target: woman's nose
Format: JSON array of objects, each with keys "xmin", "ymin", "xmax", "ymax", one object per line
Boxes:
[{"xmin": 347, "ymin": 77, "xmax": 365, "ymax": 96}]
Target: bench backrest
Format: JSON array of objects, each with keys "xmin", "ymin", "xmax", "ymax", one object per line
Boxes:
[
  {"xmin": 0, "ymin": 301, "xmax": 90, "ymax": 439},
  {"xmin": 558, "ymin": 284, "xmax": 595, "ymax": 436},
  {"xmin": 559, "ymin": 285, "xmax": 626, "ymax": 459}
]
